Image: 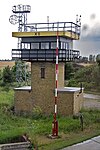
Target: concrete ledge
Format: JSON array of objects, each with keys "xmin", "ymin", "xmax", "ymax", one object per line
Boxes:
[
  {"xmin": 58, "ymin": 87, "xmax": 83, "ymax": 92},
  {"xmin": 14, "ymin": 86, "xmax": 31, "ymax": 91},
  {"xmin": 0, "ymin": 142, "xmax": 31, "ymax": 150}
]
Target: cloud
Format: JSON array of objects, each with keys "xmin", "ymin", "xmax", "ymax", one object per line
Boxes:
[
  {"xmin": 82, "ymin": 23, "xmax": 100, "ymax": 41},
  {"xmin": 82, "ymin": 24, "xmax": 89, "ymax": 32},
  {"xmin": 74, "ymin": 14, "xmax": 100, "ymax": 56},
  {"xmin": 90, "ymin": 13, "xmax": 96, "ymax": 20},
  {"xmin": 81, "ymin": 17, "xmax": 100, "ymax": 41}
]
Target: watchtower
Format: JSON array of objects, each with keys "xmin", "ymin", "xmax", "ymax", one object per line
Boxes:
[{"xmin": 10, "ymin": 5, "xmax": 83, "ymax": 116}]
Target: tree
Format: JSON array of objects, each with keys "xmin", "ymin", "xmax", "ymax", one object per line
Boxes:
[
  {"xmin": 12, "ymin": 61, "xmax": 31, "ymax": 86},
  {"xmin": 96, "ymin": 54, "xmax": 100, "ymax": 66},
  {"xmin": 65, "ymin": 63, "xmax": 74, "ymax": 80},
  {"xmin": 2, "ymin": 65, "xmax": 13, "ymax": 84}
]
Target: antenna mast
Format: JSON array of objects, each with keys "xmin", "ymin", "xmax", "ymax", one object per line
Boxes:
[{"xmin": 9, "ymin": 4, "xmax": 31, "ymax": 86}]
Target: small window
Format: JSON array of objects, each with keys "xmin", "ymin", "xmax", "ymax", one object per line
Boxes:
[
  {"xmin": 41, "ymin": 43, "xmax": 49, "ymax": 49},
  {"xmin": 61, "ymin": 42, "xmax": 66, "ymax": 49},
  {"xmin": 66, "ymin": 43, "xmax": 68, "ymax": 49},
  {"xmin": 41, "ymin": 67, "xmax": 45, "ymax": 78},
  {"xmin": 51, "ymin": 42, "xmax": 57, "ymax": 49},
  {"xmin": 31, "ymin": 43, "xmax": 39, "ymax": 49},
  {"xmin": 66, "ymin": 42, "xmax": 70, "ymax": 49}
]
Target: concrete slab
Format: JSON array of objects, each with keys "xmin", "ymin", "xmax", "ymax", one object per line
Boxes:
[
  {"xmin": 92, "ymin": 136, "xmax": 100, "ymax": 143},
  {"xmin": 62, "ymin": 136, "xmax": 100, "ymax": 150},
  {"xmin": 58, "ymin": 87, "xmax": 82, "ymax": 92}
]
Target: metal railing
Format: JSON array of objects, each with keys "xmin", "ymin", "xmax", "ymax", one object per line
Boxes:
[
  {"xmin": 24, "ymin": 22, "xmax": 81, "ymax": 35},
  {"xmin": 12, "ymin": 49, "xmax": 80, "ymax": 62}
]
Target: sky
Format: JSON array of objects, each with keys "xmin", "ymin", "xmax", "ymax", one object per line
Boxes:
[{"xmin": 0, "ymin": 0, "xmax": 100, "ymax": 59}]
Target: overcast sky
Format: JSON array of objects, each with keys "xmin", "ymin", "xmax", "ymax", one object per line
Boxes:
[{"xmin": 0, "ymin": 0, "xmax": 100, "ymax": 59}]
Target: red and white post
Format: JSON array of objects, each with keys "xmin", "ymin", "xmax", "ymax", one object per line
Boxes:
[{"xmin": 52, "ymin": 26, "xmax": 59, "ymax": 137}]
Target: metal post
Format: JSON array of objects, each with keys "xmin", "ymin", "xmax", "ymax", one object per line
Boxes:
[{"xmin": 52, "ymin": 23, "xmax": 59, "ymax": 137}]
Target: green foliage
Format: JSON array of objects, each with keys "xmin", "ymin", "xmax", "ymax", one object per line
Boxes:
[
  {"xmin": 67, "ymin": 78, "xmax": 79, "ymax": 87},
  {"xmin": 74, "ymin": 65, "xmax": 93, "ymax": 82},
  {"xmin": 16, "ymin": 61, "xmax": 30, "ymax": 80},
  {"xmin": 0, "ymin": 130, "xmax": 25, "ymax": 144},
  {"xmin": 80, "ymin": 109, "xmax": 100, "ymax": 126},
  {"xmin": 67, "ymin": 64, "xmax": 100, "ymax": 91},
  {"xmin": 96, "ymin": 54, "xmax": 100, "ymax": 66},
  {"xmin": 0, "ymin": 70, "xmax": 2, "ymax": 80},
  {"xmin": 59, "ymin": 117, "xmax": 80, "ymax": 133},
  {"xmin": 0, "ymin": 89, "xmax": 14, "ymax": 106},
  {"xmin": 2, "ymin": 66, "xmax": 13, "ymax": 84},
  {"xmin": 0, "ymin": 61, "xmax": 31, "ymax": 87},
  {"xmin": 32, "ymin": 105, "xmax": 42, "ymax": 119},
  {"xmin": 65, "ymin": 63, "xmax": 74, "ymax": 80},
  {"xmin": 0, "ymin": 88, "xmax": 100, "ymax": 149}
]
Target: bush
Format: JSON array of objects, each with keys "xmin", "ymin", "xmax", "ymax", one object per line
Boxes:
[
  {"xmin": 67, "ymin": 64, "xmax": 100, "ymax": 92},
  {"xmin": 32, "ymin": 105, "xmax": 42, "ymax": 119},
  {"xmin": 67, "ymin": 79, "xmax": 79, "ymax": 87},
  {"xmin": 65, "ymin": 63, "xmax": 74, "ymax": 80}
]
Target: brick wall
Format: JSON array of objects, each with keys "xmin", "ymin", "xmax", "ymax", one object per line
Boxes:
[
  {"xmin": 58, "ymin": 91, "xmax": 83, "ymax": 116},
  {"xmin": 14, "ymin": 62, "xmax": 83, "ymax": 116},
  {"xmin": 31, "ymin": 62, "xmax": 55, "ymax": 115},
  {"xmin": 58, "ymin": 91, "xmax": 73, "ymax": 116},
  {"xmin": 58, "ymin": 63, "xmax": 64, "ymax": 88},
  {"xmin": 14, "ymin": 90, "xmax": 33, "ymax": 114},
  {"xmin": 30, "ymin": 62, "xmax": 65, "ymax": 115}
]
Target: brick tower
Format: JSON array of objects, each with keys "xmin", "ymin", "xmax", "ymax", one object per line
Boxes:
[{"xmin": 11, "ymin": 6, "xmax": 83, "ymax": 116}]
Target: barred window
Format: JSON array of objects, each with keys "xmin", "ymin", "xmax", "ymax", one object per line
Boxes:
[{"xmin": 41, "ymin": 67, "xmax": 45, "ymax": 78}]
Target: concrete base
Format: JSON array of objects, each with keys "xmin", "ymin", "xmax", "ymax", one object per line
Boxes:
[{"xmin": 48, "ymin": 134, "xmax": 60, "ymax": 139}]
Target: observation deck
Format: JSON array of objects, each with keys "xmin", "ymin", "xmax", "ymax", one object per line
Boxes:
[
  {"xmin": 12, "ymin": 21, "xmax": 81, "ymax": 62},
  {"xmin": 12, "ymin": 49, "xmax": 80, "ymax": 62}
]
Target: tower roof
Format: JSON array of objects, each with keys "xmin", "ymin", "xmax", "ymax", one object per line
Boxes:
[
  {"xmin": 12, "ymin": 21, "xmax": 81, "ymax": 40},
  {"xmin": 12, "ymin": 30, "xmax": 79, "ymax": 40}
]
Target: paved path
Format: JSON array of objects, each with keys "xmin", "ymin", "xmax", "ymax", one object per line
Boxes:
[
  {"xmin": 84, "ymin": 93, "xmax": 100, "ymax": 100},
  {"xmin": 62, "ymin": 136, "xmax": 100, "ymax": 150},
  {"xmin": 83, "ymin": 93, "xmax": 100, "ymax": 109}
]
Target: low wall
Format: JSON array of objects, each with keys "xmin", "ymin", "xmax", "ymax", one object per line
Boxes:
[
  {"xmin": 0, "ymin": 142, "xmax": 31, "ymax": 150},
  {"xmin": 58, "ymin": 87, "xmax": 83, "ymax": 115},
  {"xmin": 14, "ymin": 86, "xmax": 83, "ymax": 116},
  {"xmin": 14, "ymin": 87, "xmax": 32, "ymax": 114}
]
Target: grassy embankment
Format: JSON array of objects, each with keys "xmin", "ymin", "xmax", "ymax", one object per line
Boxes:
[{"xmin": 0, "ymin": 87, "xmax": 100, "ymax": 149}]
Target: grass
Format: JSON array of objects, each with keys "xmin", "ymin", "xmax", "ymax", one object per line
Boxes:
[
  {"xmin": 0, "ymin": 87, "xmax": 100, "ymax": 149},
  {"xmin": 0, "ymin": 87, "xmax": 14, "ymax": 106},
  {"xmin": 38, "ymin": 129, "xmax": 100, "ymax": 150}
]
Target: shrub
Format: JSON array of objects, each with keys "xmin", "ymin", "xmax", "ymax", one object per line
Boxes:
[
  {"xmin": 32, "ymin": 105, "xmax": 42, "ymax": 119},
  {"xmin": 67, "ymin": 79, "xmax": 79, "ymax": 87}
]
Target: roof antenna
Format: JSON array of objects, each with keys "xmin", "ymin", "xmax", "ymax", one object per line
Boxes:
[{"xmin": 47, "ymin": 16, "xmax": 49, "ymax": 31}]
